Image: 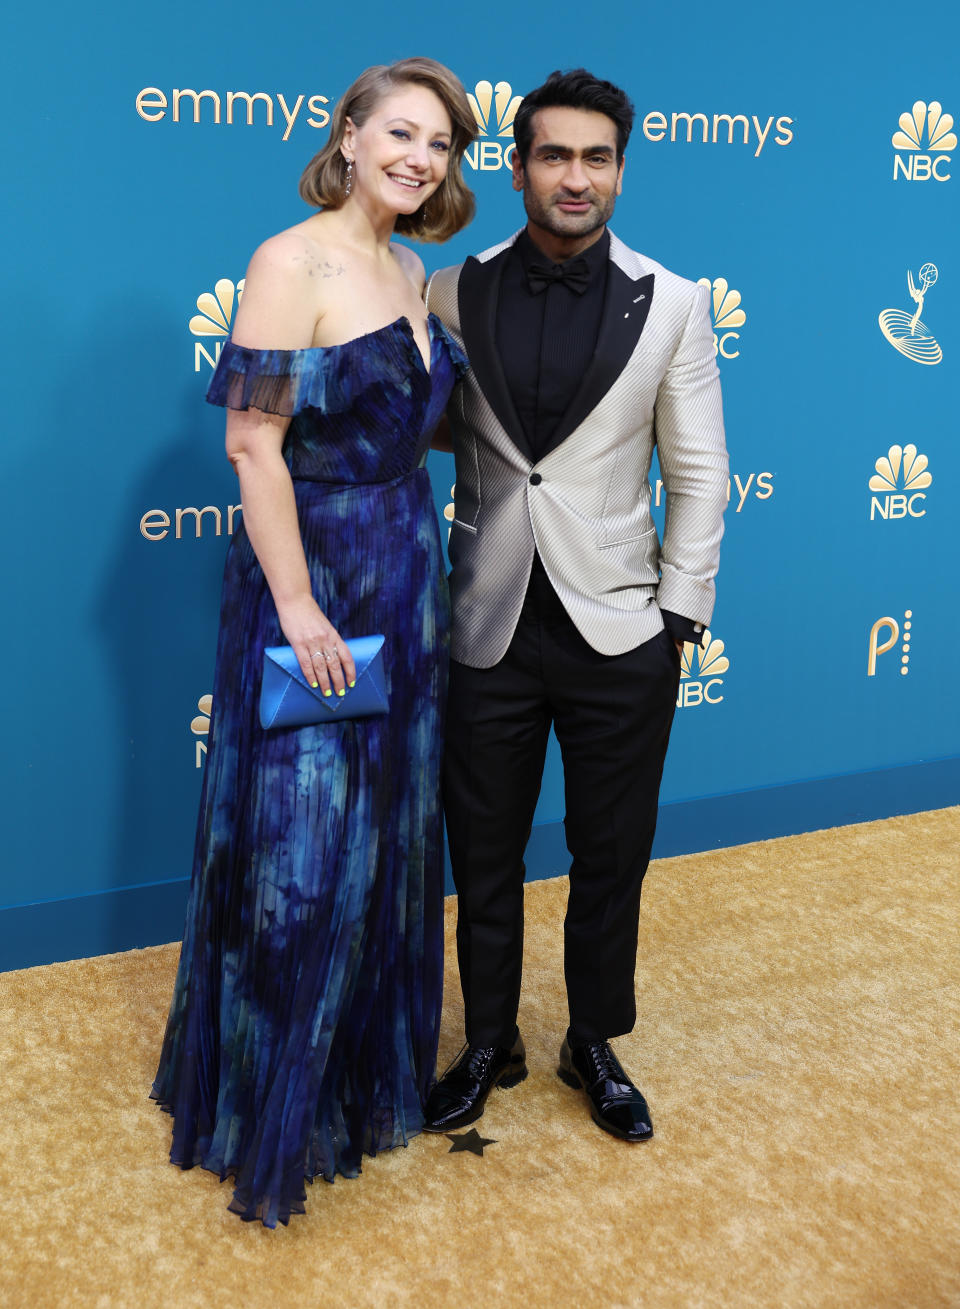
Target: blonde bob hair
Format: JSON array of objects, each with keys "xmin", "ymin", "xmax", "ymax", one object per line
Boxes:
[{"xmin": 299, "ymin": 57, "xmax": 476, "ymax": 243}]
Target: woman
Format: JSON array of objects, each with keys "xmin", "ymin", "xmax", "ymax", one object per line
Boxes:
[{"xmin": 152, "ymin": 57, "xmax": 475, "ymax": 1228}]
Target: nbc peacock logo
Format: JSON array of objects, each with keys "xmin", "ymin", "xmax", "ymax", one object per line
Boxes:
[
  {"xmin": 464, "ymin": 80, "xmax": 522, "ymax": 171},
  {"xmin": 190, "ymin": 694, "xmax": 212, "ymax": 767},
  {"xmin": 676, "ymin": 630, "xmax": 729, "ymax": 708},
  {"xmin": 892, "ymin": 100, "xmax": 955, "ymax": 181},
  {"xmin": 443, "ymin": 485, "xmax": 455, "ymax": 541},
  {"xmin": 189, "ymin": 278, "xmax": 245, "ymax": 371},
  {"xmin": 697, "ymin": 278, "xmax": 746, "ymax": 360},
  {"xmin": 868, "ymin": 444, "xmax": 932, "ymax": 521}
]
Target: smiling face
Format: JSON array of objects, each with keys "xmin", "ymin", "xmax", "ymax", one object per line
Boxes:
[
  {"xmin": 512, "ymin": 105, "xmax": 624, "ymax": 256},
  {"xmin": 341, "ymin": 83, "xmax": 453, "ymax": 220}
]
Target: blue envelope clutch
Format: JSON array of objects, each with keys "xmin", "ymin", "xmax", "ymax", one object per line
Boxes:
[{"xmin": 260, "ymin": 635, "xmax": 388, "ymax": 729}]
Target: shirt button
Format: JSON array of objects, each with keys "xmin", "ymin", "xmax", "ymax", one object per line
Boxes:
[{"xmin": 529, "ymin": 472, "xmax": 542, "ymax": 486}]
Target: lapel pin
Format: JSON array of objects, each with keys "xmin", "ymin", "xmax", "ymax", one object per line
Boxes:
[{"xmin": 633, "ymin": 294, "xmax": 646, "ymax": 303}]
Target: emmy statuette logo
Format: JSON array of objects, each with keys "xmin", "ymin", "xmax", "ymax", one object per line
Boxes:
[
  {"xmin": 878, "ymin": 265, "xmax": 942, "ymax": 365},
  {"xmin": 868, "ymin": 445, "xmax": 932, "ymax": 520},
  {"xmin": 191, "ymin": 694, "xmax": 212, "ymax": 767},
  {"xmin": 677, "ymin": 630, "xmax": 729, "ymax": 708},
  {"xmin": 464, "ymin": 81, "xmax": 521, "ymax": 171},
  {"xmin": 867, "ymin": 612, "xmax": 913, "ymax": 677},
  {"xmin": 190, "ymin": 278, "xmax": 245, "ymax": 371},
  {"xmin": 697, "ymin": 278, "xmax": 746, "ymax": 360},
  {"xmin": 892, "ymin": 101, "xmax": 955, "ymax": 181}
]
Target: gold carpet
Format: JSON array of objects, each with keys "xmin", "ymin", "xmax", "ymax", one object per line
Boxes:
[{"xmin": 1, "ymin": 808, "xmax": 958, "ymax": 1308}]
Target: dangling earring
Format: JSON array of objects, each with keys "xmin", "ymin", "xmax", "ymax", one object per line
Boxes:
[{"xmin": 344, "ymin": 159, "xmax": 354, "ymax": 197}]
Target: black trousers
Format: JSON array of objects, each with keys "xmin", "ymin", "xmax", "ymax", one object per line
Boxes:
[{"xmin": 443, "ymin": 562, "xmax": 681, "ymax": 1048}]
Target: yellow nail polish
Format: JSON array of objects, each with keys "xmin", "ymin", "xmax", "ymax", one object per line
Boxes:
[
  {"xmin": 348, "ymin": 680, "xmax": 356, "ymax": 688},
  {"xmin": 311, "ymin": 681, "xmax": 319, "ymax": 689},
  {"xmin": 323, "ymin": 688, "xmax": 332, "ymax": 697},
  {"xmin": 337, "ymin": 688, "xmax": 345, "ymax": 697}
]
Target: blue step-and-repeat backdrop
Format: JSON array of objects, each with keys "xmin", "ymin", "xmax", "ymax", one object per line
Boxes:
[{"xmin": 3, "ymin": 1, "xmax": 958, "ymax": 968}]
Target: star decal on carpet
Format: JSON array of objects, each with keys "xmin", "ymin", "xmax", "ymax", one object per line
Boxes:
[{"xmin": 445, "ymin": 1128, "xmax": 497, "ymax": 1156}]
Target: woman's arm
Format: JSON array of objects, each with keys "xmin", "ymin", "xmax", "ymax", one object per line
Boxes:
[{"xmin": 225, "ymin": 235, "xmax": 356, "ymax": 694}]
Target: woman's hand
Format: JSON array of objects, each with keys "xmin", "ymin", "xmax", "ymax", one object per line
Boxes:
[{"xmin": 277, "ymin": 595, "xmax": 358, "ymax": 698}]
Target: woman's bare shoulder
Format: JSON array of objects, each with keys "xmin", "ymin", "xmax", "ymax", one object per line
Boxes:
[
  {"xmin": 233, "ymin": 222, "xmax": 345, "ymax": 347},
  {"xmin": 247, "ymin": 221, "xmax": 347, "ymax": 285}
]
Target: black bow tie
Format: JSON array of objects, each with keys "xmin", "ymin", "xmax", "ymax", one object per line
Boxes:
[{"xmin": 526, "ymin": 256, "xmax": 591, "ymax": 296}]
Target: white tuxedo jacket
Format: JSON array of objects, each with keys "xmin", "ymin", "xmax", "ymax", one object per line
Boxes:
[{"xmin": 426, "ymin": 229, "xmax": 728, "ymax": 667}]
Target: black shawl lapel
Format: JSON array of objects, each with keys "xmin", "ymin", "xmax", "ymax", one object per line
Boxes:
[
  {"xmin": 457, "ymin": 248, "xmax": 534, "ymax": 462},
  {"xmin": 538, "ymin": 265, "xmax": 656, "ymax": 461}
]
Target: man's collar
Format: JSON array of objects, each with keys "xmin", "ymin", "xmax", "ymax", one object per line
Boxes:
[{"xmin": 515, "ymin": 226, "xmax": 610, "ymax": 276}]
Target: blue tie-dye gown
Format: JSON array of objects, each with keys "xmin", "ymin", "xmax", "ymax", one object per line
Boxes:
[{"xmin": 152, "ymin": 315, "xmax": 465, "ymax": 1228}]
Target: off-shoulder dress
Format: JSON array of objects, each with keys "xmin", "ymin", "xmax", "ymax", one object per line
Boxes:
[{"xmin": 152, "ymin": 315, "xmax": 466, "ymax": 1227}]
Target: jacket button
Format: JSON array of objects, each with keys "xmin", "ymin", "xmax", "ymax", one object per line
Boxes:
[{"xmin": 529, "ymin": 472, "xmax": 542, "ymax": 486}]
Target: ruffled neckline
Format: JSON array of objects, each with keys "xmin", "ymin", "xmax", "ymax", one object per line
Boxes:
[
  {"xmin": 228, "ymin": 313, "xmax": 457, "ymax": 378},
  {"xmin": 206, "ymin": 312, "xmax": 468, "ymax": 418}
]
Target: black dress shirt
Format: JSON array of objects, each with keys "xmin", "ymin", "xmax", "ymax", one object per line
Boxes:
[
  {"xmin": 496, "ymin": 228, "xmax": 609, "ymax": 461},
  {"xmin": 494, "ymin": 227, "xmax": 703, "ymax": 647}
]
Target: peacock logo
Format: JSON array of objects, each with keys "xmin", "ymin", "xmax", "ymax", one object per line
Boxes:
[
  {"xmin": 697, "ymin": 277, "xmax": 746, "ymax": 360},
  {"xmin": 869, "ymin": 444, "xmax": 932, "ymax": 492},
  {"xmin": 443, "ymin": 485, "xmax": 455, "ymax": 541},
  {"xmin": 189, "ymin": 278, "xmax": 245, "ymax": 371},
  {"xmin": 892, "ymin": 101, "xmax": 954, "ymax": 181},
  {"xmin": 892, "ymin": 100, "xmax": 955, "ymax": 151},
  {"xmin": 868, "ymin": 445, "xmax": 932, "ymax": 521},
  {"xmin": 464, "ymin": 80, "xmax": 522, "ymax": 171},
  {"xmin": 190, "ymin": 694, "xmax": 212, "ymax": 767},
  {"xmin": 469, "ymin": 80, "xmax": 521, "ymax": 138},
  {"xmin": 677, "ymin": 630, "xmax": 729, "ymax": 708}
]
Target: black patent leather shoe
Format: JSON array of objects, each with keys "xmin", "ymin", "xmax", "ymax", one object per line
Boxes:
[
  {"xmin": 557, "ymin": 1038, "xmax": 653, "ymax": 1142},
  {"xmin": 423, "ymin": 1032, "xmax": 528, "ymax": 1132}
]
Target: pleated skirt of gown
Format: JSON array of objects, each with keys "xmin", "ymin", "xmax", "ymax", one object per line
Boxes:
[{"xmin": 152, "ymin": 467, "xmax": 448, "ymax": 1227}]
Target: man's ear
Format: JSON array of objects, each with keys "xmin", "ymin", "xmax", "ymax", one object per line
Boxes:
[
  {"xmin": 615, "ymin": 154, "xmax": 625, "ymax": 197},
  {"xmin": 511, "ymin": 149, "xmax": 525, "ymax": 193}
]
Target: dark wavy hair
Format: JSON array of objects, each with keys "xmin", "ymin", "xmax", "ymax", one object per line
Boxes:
[
  {"xmin": 512, "ymin": 69, "xmax": 635, "ymax": 165},
  {"xmin": 299, "ymin": 57, "xmax": 476, "ymax": 243}
]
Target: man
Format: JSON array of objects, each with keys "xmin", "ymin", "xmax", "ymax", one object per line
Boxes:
[{"xmin": 424, "ymin": 70, "xmax": 727, "ymax": 1142}]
